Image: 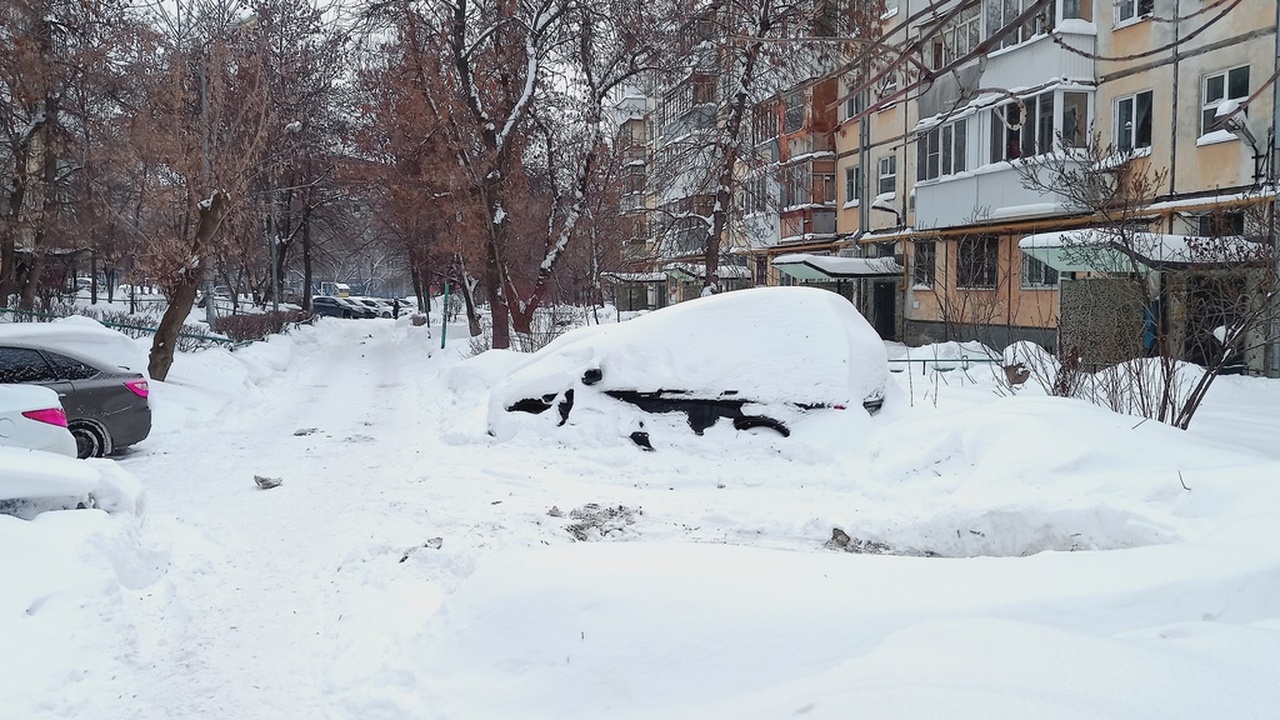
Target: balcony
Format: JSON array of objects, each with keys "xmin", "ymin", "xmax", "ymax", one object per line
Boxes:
[
  {"xmin": 914, "ymin": 157, "xmax": 1083, "ymax": 229},
  {"xmin": 919, "ymin": 26, "xmax": 1095, "ymax": 121}
]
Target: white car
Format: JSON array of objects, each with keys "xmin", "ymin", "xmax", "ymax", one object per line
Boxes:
[
  {"xmin": 349, "ymin": 296, "xmax": 396, "ymax": 318},
  {"xmin": 0, "ymin": 384, "xmax": 76, "ymax": 457}
]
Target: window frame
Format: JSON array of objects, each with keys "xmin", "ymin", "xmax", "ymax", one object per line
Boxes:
[
  {"xmin": 844, "ymin": 165, "xmax": 862, "ymax": 204},
  {"xmin": 990, "ymin": 91, "xmax": 1057, "ymax": 163},
  {"xmin": 1021, "ymin": 253, "xmax": 1060, "ymax": 289},
  {"xmin": 917, "ymin": 118, "xmax": 967, "ymax": 181},
  {"xmin": 913, "ymin": 240, "xmax": 937, "ymax": 288},
  {"xmin": 956, "ymin": 235, "xmax": 999, "ymax": 289},
  {"xmin": 784, "ymin": 91, "xmax": 805, "ymax": 134},
  {"xmin": 1115, "ymin": 0, "xmax": 1154, "ymax": 25},
  {"xmin": 1201, "ymin": 65, "xmax": 1250, "ymax": 136},
  {"xmin": 878, "ymin": 155, "xmax": 897, "ymax": 195},
  {"xmin": 1115, "ymin": 90, "xmax": 1153, "ymax": 150}
]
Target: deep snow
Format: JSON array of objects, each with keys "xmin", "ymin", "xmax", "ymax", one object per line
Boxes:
[{"xmin": 2, "ymin": 307, "xmax": 1279, "ymax": 719}]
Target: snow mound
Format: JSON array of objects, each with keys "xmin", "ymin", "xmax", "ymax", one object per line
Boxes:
[{"xmin": 0, "ymin": 316, "xmax": 150, "ymax": 376}]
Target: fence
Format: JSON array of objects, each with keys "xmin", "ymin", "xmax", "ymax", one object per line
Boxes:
[{"xmin": 0, "ymin": 307, "xmax": 251, "ymax": 352}]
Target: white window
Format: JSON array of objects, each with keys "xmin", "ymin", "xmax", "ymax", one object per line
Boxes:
[
  {"xmin": 1202, "ymin": 66, "xmax": 1249, "ymax": 135},
  {"xmin": 1116, "ymin": 0, "xmax": 1154, "ymax": 24},
  {"xmin": 917, "ymin": 119, "xmax": 967, "ymax": 181},
  {"xmin": 990, "ymin": 92, "xmax": 1054, "ymax": 162},
  {"xmin": 930, "ymin": 5, "xmax": 980, "ymax": 70},
  {"xmin": 1116, "ymin": 91, "xmax": 1153, "ymax": 150},
  {"xmin": 878, "ymin": 155, "xmax": 897, "ymax": 194},
  {"xmin": 985, "ymin": 0, "xmax": 1055, "ymax": 50}
]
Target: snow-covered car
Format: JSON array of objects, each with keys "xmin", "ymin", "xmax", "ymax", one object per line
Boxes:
[
  {"xmin": 487, "ymin": 286, "xmax": 888, "ymax": 446},
  {"xmin": 0, "ymin": 342, "xmax": 152, "ymax": 458},
  {"xmin": 0, "ymin": 445, "xmax": 145, "ymax": 513},
  {"xmin": 0, "ymin": 384, "xmax": 76, "ymax": 457}
]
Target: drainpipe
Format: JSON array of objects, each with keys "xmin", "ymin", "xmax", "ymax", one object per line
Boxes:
[{"xmin": 1168, "ymin": 0, "xmax": 1180, "ymax": 197}]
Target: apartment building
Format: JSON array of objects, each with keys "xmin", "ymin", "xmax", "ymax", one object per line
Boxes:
[{"xmin": 773, "ymin": 0, "xmax": 1275, "ymax": 370}]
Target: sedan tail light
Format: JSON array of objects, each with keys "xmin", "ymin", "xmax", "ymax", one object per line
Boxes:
[
  {"xmin": 125, "ymin": 379, "xmax": 150, "ymax": 398},
  {"xmin": 23, "ymin": 408, "xmax": 68, "ymax": 427}
]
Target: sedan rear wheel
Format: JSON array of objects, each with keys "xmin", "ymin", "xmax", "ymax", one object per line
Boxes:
[{"xmin": 69, "ymin": 421, "xmax": 109, "ymax": 459}]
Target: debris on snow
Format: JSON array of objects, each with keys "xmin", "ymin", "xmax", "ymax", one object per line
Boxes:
[
  {"xmin": 565, "ymin": 503, "xmax": 640, "ymax": 541},
  {"xmin": 254, "ymin": 475, "xmax": 283, "ymax": 490},
  {"xmin": 400, "ymin": 537, "xmax": 445, "ymax": 563},
  {"xmin": 824, "ymin": 527, "xmax": 890, "ymax": 554}
]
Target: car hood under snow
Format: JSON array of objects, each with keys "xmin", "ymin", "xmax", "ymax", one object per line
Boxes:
[{"xmin": 490, "ymin": 286, "xmax": 888, "ymax": 413}]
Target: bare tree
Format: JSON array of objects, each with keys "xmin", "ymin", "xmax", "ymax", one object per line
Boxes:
[{"xmin": 1017, "ymin": 137, "xmax": 1277, "ymax": 428}]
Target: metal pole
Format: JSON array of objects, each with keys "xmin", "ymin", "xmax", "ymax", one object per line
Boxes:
[
  {"xmin": 1269, "ymin": 3, "xmax": 1280, "ymax": 378},
  {"xmin": 440, "ymin": 281, "xmax": 451, "ymax": 350}
]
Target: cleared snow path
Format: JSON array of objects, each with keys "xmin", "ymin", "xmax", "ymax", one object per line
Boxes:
[{"xmin": 113, "ymin": 321, "xmax": 454, "ymax": 718}]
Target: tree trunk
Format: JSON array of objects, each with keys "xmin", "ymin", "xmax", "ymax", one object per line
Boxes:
[
  {"xmin": 462, "ymin": 274, "xmax": 482, "ymax": 337},
  {"xmin": 301, "ymin": 213, "xmax": 313, "ymax": 311},
  {"xmin": 410, "ymin": 262, "xmax": 424, "ymax": 313},
  {"xmin": 18, "ymin": 244, "xmax": 43, "ymax": 310},
  {"xmin": 485, "ymin": 236, "xmax": 510, "ymax": 348},
  {"xmin": 149, "ymin": 192, "xmax": 229, "ymax": 381},
  {"xmin": 0, "ymin": 233, "xmax": 15, "ymax": 308}
]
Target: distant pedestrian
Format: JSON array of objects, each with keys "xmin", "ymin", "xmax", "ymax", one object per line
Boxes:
[{"xmin": 392, "ymin": 298, "xmax": 401, "ymax": 319}]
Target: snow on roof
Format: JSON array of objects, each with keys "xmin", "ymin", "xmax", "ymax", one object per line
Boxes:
[
  {"xmin": 773, "ymin": 253, "xmax": 903, "ymax": 279},
  {"xmin": 602, "ymin": 271, "xmax": 667, "ymax": 283},
  {"xmin": 0, "ymin": 316, "xmax": 150, "ymax": 376},
  {"xmin": 1019, "ymin": 229, "xmax": 1270, "ymax": 271}
]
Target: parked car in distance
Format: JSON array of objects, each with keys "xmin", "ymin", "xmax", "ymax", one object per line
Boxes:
[
  {"xmin": 311, "ymin": 296, "xmax": 377, "ymax": 319},
  {"xmin": 0, "ymin": 384, "xmax": 76, "ymax": 457},
  {"xmin": 349, "ymin": 296, "xmax": 395, "ymax": 318},
  {"xmin": 0, "ymin": 343, "xmax": 151, "ymax": 459},
  {"xmin": 311, "ymin": 296, "xmax": 353, "ymax": 318}
]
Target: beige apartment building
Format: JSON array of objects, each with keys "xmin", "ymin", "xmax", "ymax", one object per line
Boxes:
[{"xmin": 781, "ymin": 0, "xmax": 1277, "ymax": 367}]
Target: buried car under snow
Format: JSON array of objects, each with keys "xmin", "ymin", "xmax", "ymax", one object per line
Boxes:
[{"xmin": 487, "ymin": 286, "xmax": 887, "ymax": 447}]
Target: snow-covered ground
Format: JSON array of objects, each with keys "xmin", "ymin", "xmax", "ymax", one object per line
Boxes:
[{"xmin": 2, "ymin": 309, "xmax": 1280, "ymax": 719}]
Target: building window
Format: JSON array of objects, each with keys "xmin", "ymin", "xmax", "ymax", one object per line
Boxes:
[
  {"xmin": 1116, "ymin": 0, "xmax": 1154, "ymax": 24},
  {"xmin": 1116, "ymin": 91, "xmax": 1153, "ymax": 150},
  {"xmin": 784, "ymin": 91, "xmax": 805, "ymax": 134},
  {"xmin": 754, "ymin": 102, "xmax": 778, "ymax": 144},
  {"xmin": 845, "ymin": 165, "xmax": 862, "ymax": 203},
  {"xmin": 957, "ymin": 236, "xmax": 998, "ymax": 289},
  {"xmin": 1064, "ymin": 0, "xmax": 1092, "ymax": 21},
  {"xmin": 1198, "ymin": 211, "xmax": 1245, "ymax": 237},
  {"xmin": 990, "ymin": 92, "xmax": 1053, "ymax": 163},
  {"xmin": 913, "ymin": 240, "xmax": 936, "ymax": 288},
  {"xmin": 930, "ymin": 5, "xmax": 980, "ymax": 71},
  {"xmin": 917, "ymin": 119, "xmax": 967, "ymax": 181},
  {"xmin": 815, "ymin": 172, "xmax": 836, "ymax": 204},
  {"xmin": 1202, "ymin": 66, "xmax": 1250, "ymax": 135},
  {"xmin": 878, "ymin": 155, "xmax": 897, "ymax": 195},
  {"xmin": 985, "ymin": 0, "xmax": 1054, "ymax": 50},
  {"xmin": 1022, "ymin": 254, "xmax": 1059, "ymax": 288},
  {"xmin": 1063, "ymin": 91, "xmax": 1089, "ymax": 147},
  {"xmin": 780, "ymin": 163, "xmax": 808, "ymax": 207}
]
